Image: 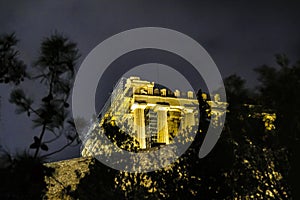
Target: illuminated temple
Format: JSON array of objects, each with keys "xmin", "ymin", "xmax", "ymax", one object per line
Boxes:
[{"xmin": 81, "ymin": 76, "xmax": 202, "ymax": 155}]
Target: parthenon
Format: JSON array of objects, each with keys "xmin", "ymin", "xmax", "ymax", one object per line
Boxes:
[{"xmin": 82, "ymin": 76, "xmax": 200, "ymax": 154}]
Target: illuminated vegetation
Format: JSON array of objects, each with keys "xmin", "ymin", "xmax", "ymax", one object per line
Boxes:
[{"xmin": 45, "ymin": 77, "xmax": 291, "ymax": 199}]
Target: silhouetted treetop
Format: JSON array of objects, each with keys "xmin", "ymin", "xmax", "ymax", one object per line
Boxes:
[{"xmin": 0, "ymin": 33, "xmax": 27, "ymax": 85}]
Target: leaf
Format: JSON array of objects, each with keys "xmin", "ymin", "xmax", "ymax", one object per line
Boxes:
[
  {"xmin": 33, "ymin": 136, "xmax": 40, "ymax": 144},
  {"xmin": 30, "ymin": 137, "xmax": 41, "ymax": 149},
  {"xmin": 30, "ymin": 142, "xmax": 38, "ymax": 149},
  {"xmin": 40, "ymin": 143, "xmax": 49, "ymax": 151},
  {"xmin": 67, "ymin": 135, "xmax": 74, "ymax": 141}
]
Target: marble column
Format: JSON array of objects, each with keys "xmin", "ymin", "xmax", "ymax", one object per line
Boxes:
[
  {"xmin": 156, "ymin": 106, "xmax": 169, "ymax": 144},
  {"xmin": 184, "ymin": 109, "xmax": 195, "ymax": 128},
  {"xmin": 132, "ymin": 103, "xmax": 147, "ymax": 149}
]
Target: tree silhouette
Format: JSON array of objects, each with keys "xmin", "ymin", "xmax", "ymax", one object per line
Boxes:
[
  {"xmin": 0, "ymin": 33, "xmax": 27, "ymax": 85},
  {"xmin": 0, "ymin": 33, "xmax": 27, "ymax": 123},
  {"xmin": 255, "ymin": 54, "xmax": 300, "ymax": 198},
  {"xmin": 9, "ymin": 33, "xmax": 81, "ymax": 159},
  {"xmin": 0, "ymin": 150, "xmax": 55, "ymax": 199},
  {"xmin": 0, "ymin": 32, "xmax": 81, "ymax": 199},
  {"xmin": 216, "ymin": 72, "xmax": 291, "ymax": 199}
]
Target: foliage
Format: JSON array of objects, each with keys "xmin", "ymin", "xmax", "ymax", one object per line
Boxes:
[
  {"xmin": 9, "ymin": 33, "xmax": 81, "ymax": 159},
  {"xmin": 255, "ymin": 54, "xmax": 300, "ymax": 145},
  {"xmin": 0, "ymin": 150, "xmax": 54, "ymax": 199},
  {"xmin": 254, "ymin": 54, "xmax": 300, "ymax": 198},
  {"xmin": 0, "ymin": 33, "xmax": 27, "ymax": 85},
  {"xmin": 73, "ymin": 64, "xmax": 294, "ymax": 199}
]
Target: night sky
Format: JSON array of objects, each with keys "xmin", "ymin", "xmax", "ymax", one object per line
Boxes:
[{"xmin": 0, "ymin": 0, "xmax": 300, "ymax": 161}]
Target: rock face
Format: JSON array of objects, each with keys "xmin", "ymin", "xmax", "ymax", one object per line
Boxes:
[
  {"xmin": 44, "ymin": 157, "xmax": 94, "ymax": 199},
  {"xmin": 44, "ymin": 156, "xmax": 118, "ymax": 199}
]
